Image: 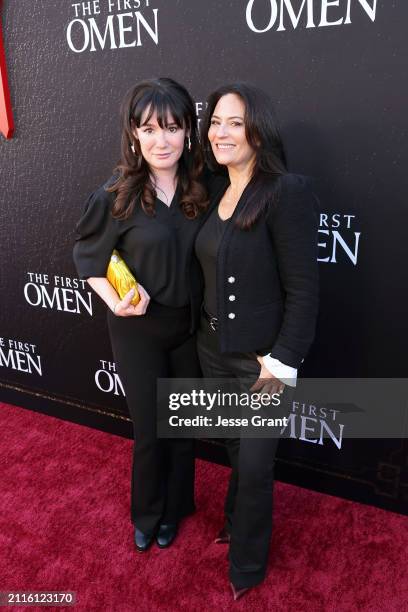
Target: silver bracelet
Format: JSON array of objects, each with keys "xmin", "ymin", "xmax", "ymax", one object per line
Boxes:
[{"xmin": 112, "ymin": 302, "xmax": 120, "ymax": 315}]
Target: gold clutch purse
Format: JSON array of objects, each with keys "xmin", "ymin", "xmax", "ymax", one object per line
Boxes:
[{"xmin": 106, "ymin": 250, "xmax": 140, "ymax": 306}]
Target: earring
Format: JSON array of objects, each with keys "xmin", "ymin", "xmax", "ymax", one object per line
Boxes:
[
  {"xmin": 187, "ymin": 136, "xmax": 191, "ymax": 152},
  {"xmin": 130, "ymin": 143, "xmax": 135, "ymax": 154}
]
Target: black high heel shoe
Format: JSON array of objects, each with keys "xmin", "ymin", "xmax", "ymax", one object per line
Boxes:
[
  {"xmin": 214, "ymin": 526, "xmax": 230, "ymax": 544},
  {"xmin": 156, "ymin": 523, "xmax": 178, "ymax": 548},
  {"xmin": 134, "ymin": 527, "xmax": 155, "ymax": 553},
  {"xmin": 230, "ymin": 582, "xmax": 252, "ymax": 601}
]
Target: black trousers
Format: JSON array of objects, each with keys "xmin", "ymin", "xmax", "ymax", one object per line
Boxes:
[
  {"xmin": 197, "ymin": 316, "xmax": 281, "ymax": 589},
  {"xmin": 107, "ymin": 301, "xmax": 201, "ymax": 534}
]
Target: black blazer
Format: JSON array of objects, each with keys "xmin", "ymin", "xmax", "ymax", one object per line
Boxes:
[{"xmin": 197, "ymin": 173, "xmax": 319, "ymax": 369}]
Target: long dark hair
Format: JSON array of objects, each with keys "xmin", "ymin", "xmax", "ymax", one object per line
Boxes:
[
  {"xmin": 107, "ymin": 77, "xmax": 207, "ymax": 219},
  {"xmin": 201, "ymin": 83, "xmax": 287, "ymax": 229}
]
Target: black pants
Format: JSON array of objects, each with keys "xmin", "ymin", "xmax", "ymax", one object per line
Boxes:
[
  {"xmin": 197, "ymin": 316, "xmax": 281, "ymax": 589},
  {"xmin": 107, "ymin": 302, "xmax": 201, "ymax": 534}
]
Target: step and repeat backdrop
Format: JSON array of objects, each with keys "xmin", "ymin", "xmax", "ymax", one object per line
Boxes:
[{"xmin": 0, "ymin": 1, "xmax": 407, "ymax": 513}]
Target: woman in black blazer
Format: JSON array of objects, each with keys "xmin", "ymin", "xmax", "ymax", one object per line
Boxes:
[{"xmin": 195, "ymin": 83, "xmax": 319, "ymax": 599}]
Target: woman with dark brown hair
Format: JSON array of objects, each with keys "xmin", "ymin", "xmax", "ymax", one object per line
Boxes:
[
  {"xmin": 73, "ymin": 78, "xmax": 207, "ymax": 552},
  {"xmin": 195, "ymin": 83, "xmax": 319, "ymax": 599}
]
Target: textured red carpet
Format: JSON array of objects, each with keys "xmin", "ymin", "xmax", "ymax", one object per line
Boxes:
[{"xmin": 0, "ymin": 402, "xmax": 407, "ymax": 612}]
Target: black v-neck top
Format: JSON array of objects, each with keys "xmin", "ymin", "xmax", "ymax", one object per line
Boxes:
[
  {"xmin": 73, "ymin": 177, "xmax": 203, "ymax": 307},
  {"xmin": 195, "ymin": 204, "xmax": 229, "ymax": 317}
]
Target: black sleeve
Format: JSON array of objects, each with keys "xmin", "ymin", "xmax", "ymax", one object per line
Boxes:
[
  {"xmin": 266, "ymin": 174, "xmax": 320, "ymax": 368},
  {"xmin": 73, "ymin": 186, "xmax": 119, "ymax": 280}
]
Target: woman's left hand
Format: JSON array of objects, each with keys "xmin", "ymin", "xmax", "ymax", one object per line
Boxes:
[{"xmin": 250, "ymin": 356, "xmax": 286, "ymax": 396}]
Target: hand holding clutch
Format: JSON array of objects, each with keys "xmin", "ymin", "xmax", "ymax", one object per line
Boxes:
[{"xmin": 106, "ymin": 250, "xmax": 140, "ymax": 306}]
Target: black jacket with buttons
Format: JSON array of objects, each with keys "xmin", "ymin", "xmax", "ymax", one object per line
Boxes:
[{"xmin": 198, "ymin": 172, "xmax": 319, "ymax": 369}]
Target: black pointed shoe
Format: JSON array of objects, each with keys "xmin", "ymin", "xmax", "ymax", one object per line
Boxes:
[
  {"xmin": 156, "ymin": 523, "xmax": 178, "ymax": 548},
  {"xmin": 230, "ymin": 582, "xmax": 252, "ymax": 601},
  {"xmin": 134, "ymin": 527, "xmax": 155, "ymax": 553},
  {"xmin": 214, "ymin": 526, "xmax": 231, "ymax": 544}
]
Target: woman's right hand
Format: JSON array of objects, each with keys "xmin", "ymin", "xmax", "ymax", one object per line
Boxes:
[{"xmin": 113, "ymin": 284, "xmax": 150, "ymax": 316}]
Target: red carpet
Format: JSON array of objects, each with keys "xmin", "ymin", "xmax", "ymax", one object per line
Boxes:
[{"xmin": 0, "ymin": 402, "xmax": 407, "ymax": 612}]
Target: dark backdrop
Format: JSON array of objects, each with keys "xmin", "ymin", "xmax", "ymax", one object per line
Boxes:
[{"xmin": 1, "ymin": 0, "xmax": 407, "ymax": 514}]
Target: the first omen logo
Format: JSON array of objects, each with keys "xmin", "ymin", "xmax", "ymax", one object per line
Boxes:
[{"xmin": 0, "ymin": 0, "xmax": 14, "ymax": 139}]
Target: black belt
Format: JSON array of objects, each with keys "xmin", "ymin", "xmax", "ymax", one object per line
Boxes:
[{"xmin": 202, "ymin": 306, "xmax": 218, "ymax": 331}]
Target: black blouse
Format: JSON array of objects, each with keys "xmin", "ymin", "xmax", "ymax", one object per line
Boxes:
[
  {"xmin": 73, "ymin": 178, "xmax": 203, "ymax": 307},
  {"xmin": 195, "ymin": 204, "xmax": 229, "ymax": 317}
]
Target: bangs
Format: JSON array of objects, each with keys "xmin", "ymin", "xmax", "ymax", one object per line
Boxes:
[{"xmin": 131, "ymin": 89, "xmax": 185, "ymax": 129}]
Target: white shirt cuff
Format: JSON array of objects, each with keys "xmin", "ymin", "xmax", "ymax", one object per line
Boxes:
[{"xmin": 262, "ymin": 355, "xmax": 298, "ymax": 387}]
